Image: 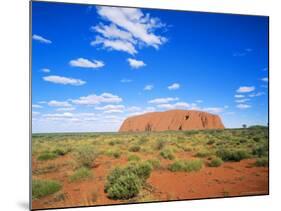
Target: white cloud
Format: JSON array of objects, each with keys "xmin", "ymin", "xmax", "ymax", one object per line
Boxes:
[
  {"xmin": 120, "ymin": 78, "xmax": 132, "ymax": 83},
  {"xmin": 234, "ymin": 94, "xmax": 245, "ymax": 98},
  {"xmin": 235, "ymin": 98, "xmax": 250, "ymax": 103},
  {"xmin": 233, "ymin": 48, "xmax": 252, "ymax": 57},
  {"xmin": 148, "ymin": 97, "xmax": 179, "ymax": 104},
  {"xmin": 41, "ymin": 68, "xmax": 50, "ymax": 73},
  {"xmin": 261, "ymin": 77, "xmax": 268, "ymax": 82},
  {"xmin": 236, "ymin": 86, "xmax": 255, "ymax": 93},
  {"xmin": 32, "ymin": 111, "xmax": 40, "ymax": 116},
  {"xmin": 104, "ymin": 109, "xmax": 124, "ymax": 113},
  {"xmin": 48, "ymin": 100, "xmax": 71, "ymax": 107},
  {"xmin": 91, "ymin": 6, "xmax": 166, "ymax": 54},
  {"xmin": 144, "ymin": 84, "xmax": 154, "ymax": 91},
  {"xmin": 95, "ymin": 104, "xmax": 125, "ymax": 111},
  {"xmin": 32, "ymin": 104, "xmax": 42, "ymax": 109},
  {"xmin": 236, "ymin": 104, "xmax": 251, "ymax": 109},
  {"xmin": 249, "ymin": 92, "xmax": 266, "ymax": 97},
  {"xmin": 56, "ymin": 107, "xmax": 76, "ymax": 111},
  {"xmin": 168, "ymin": 83, "xmax": 180, "ymax": 90},
  {"xmin": 91, "ymin": 36, "xmax": 137, "ymax": 55},
  {"xmin": 203, "ymin": 107, "xmax": 224, "ymax": 113},
  {"xmin": 196, "ymin": 100, "xmax": 203, "ymax": 103},
  {"xmin": 69, "ymin": 58, "xmax": 104, "ymax": 69},
  {"xmin": 72, "ymin": 93, "xmax": 122, "ymax": 105},
  {"xmin": 127, "ymin": 106, "xmax": 141, "ymax": 112},
  {"xmin": 157, "ymin": 102, "xmax": 189, "ymax": 110},
  {"xmin": 43, "ymin": 112, "xmax": 74, "ymax": 118},
  {"xmin": 43, "ymin": 75, "xmax": 86, "ymax": 86},
  {"xmin": 32, "ymin": 34, "xmax": 52, "ymax": 44},
  {"xmin": 127, "ymin": 58, "xmax": 146, "ymax": 69}
]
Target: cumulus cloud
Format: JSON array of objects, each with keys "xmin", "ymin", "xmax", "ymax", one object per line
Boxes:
[
  {"xmin": 249, "ymin": 92, "xmax": 266, "ymax": 97},
  {"xmin": 91, "ymin": 36, "xmax": 137, "ymax": 54},
  {"xmin": 43, "ymin": 75, "xmax": 86, "ymax": 86},
  {"xmin": 120, "ymin": 78, "xmax": 132, "ymax": 83},
  {"xmin": 157, "ymin": 102, "xmax": 189, "ymax": 110},
  {"xmin": 48, "ymin": 100, "xmax": 71, "ymax": 107},
  {"xmin": 148, "ymin": 97, "xmax": 179, "ymax": 104},
  {"xmin": 168, "ymin": 83, "xmax": 180, "ymax": 90},
  {"xmin": 72, "ymin": 93, "xmax": 122, "ymax": 105},
  {"xmin": 126, "ymin": 106, "xmax": 141, "ymax": 112},
  {"xmin": 95, "ymin": 104, "xmax": 125, "ymax": 111},
  {"xmin": 127, "ymin": 58, "xmax": 146, "ymax": 69},
  {"xmin": 235, "ymin": 98, "xmax": 250, "ymax": 103},
  {"xmin": 69, "ymin": 58, "xmax": 104, "ymax": 69},
  {"xmin": 236, "ymin": 104, "xmax": 251, "ymax": 109},
  {"xmin": 41, "ymin": 68, "xmax": 50, "ymax": 73},
  {"xmin": 43, "ymin": 112, "xmax": 74, "ymax": 118},
  {"xmin": 32, "ymin": 104, "xmax": 42, "ymax": 108},
  {"xmin": 234, "ymin": 94, "xmax": 245, "ymax": 98},
  {"xmin": 261, "ymin": 77, "xmax": 268, "ymax": 82},
  {"xmin": 56, "ymin": 107, "xmax": 76, "ymax": 111},
  {"xmin": 236, "ymin": 86, "xmax": 255, "ymax": 93},
  {"xmin": 144, "ymin": 84, "xmax": 154, "ymax": 91},
  {"xmin": 203, "ymin": 107, "xmax": 224, "ymax": 113},
  {"xmin": 32, "ymin": 34, "xmax": 52, "ymax": 44},
  {"xmin": 91, "ymin": 6, "xmax": 166, "ymax": 54}
]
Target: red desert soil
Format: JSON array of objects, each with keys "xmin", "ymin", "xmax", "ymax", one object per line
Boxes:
[
  {"xmin": 32, "ymin": 155, "xmax": 268, "ymax": 209},
  {"xmin": 119, "ymin": 110, "xmax": 225, "ymax": 132}
]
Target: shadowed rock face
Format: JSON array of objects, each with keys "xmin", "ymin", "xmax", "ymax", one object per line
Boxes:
[{"xmin": 119, "ymin": 110, "xmax": 225, "ymax": 132}]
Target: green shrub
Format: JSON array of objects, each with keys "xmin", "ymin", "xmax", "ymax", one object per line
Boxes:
[
  {"xmin": 146, "ymin": 159, "xmax": 161, "ymax": 170},
  {"xmin": 129, "ymin": 145, "xmax": 141, "ymax": 152},
  {"xmin": 216, "ymin": 149, "xmax": 250, "ymax": 162},
  {"xmin": 69, "ymin": 167, "xmax": 92, "ymax": 182},
  {"xmin": 37, "ymin": 151, "xmax": 58, "ymax": 161},
  {"xmin": 32, "ymin": 179, "xmax": 62, "ymax": 199},
  {"xmin": 195, "ymin": 149, "xmax": 212, "ymax": 158},
  {"xmin": 113, "ymin": 150, "xmax": 121, "ymax": 159},
  {"xmin": 104, "ymin": 162, "xmax": 152, "ymax": 200},
  {"xmin": 168, "ymin": 159, "xmax": 203, "ymax": 172},
  {"xmin": 208, "ymin": 156, "xmax": 223, "ymax": 167},
  {"xmin": 154, "ymin": 139, "xmax": 166, "ymax": 150},
  {"xmin": 255, "ymin": 157, "xmax": 268, "ymax": 167},
  {"xmin": 74, "ymin": 146, "xmax": 98, "ymax": 168},
  {"xmin": 252, "ymin": 145, "xmax": 268, "ymax": 157},
  {"xmin": 128, "ymin": 154, "xmax": 140, "ymax": 162},
  {"xmin": 138, "ymin": 137, "xmax": 149, "ymax": 144},
  {"xmin": 207, "ymin": 140, "xmax": 215, "ymax": 145},
  {"xmin": 52, "ymin": 148, "xmax": 69, "ymax": 156},
  {"xmin": 106, "ymin": 173, "xmax": 141, "ymax": 199},
  {"xmin": 253, "ymin": 137, "xmax": 261, "ymax": 142},
  {"xmin": 160, "ymin": 149, "xmax": 175, "ymax": 160}
]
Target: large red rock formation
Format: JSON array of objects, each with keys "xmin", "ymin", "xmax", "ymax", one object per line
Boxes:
[{"xmin": 119, "ymin": 110, "xmax": 225, "ymax": 132}]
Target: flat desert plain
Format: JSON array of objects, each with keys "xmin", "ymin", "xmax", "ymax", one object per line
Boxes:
[{"xmin": 31, "ymin": 127, "xmax": 268, "ymax": 209}]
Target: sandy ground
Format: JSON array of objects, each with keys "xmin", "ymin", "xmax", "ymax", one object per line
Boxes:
[{"xmin": 32, "ymin": 153, "xmax": 268, "ymax": 210}]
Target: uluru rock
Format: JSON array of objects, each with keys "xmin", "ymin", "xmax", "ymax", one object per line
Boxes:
[{"xmin": 119, "ymin": 110, "xmax": 224, "ymax": 132}]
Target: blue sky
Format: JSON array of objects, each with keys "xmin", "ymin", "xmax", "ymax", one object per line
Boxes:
[{"xmin": 32, "ymin": 2, "xmax": 269, "ymax": 133}]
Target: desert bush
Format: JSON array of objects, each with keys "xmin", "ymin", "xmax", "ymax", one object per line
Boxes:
[
  {"xmin": 253, "ymin": 137, "xmax": 261, "ymax": 142},
  {"xmin": 160, "ymin": 148, "xmax": 175, "ymax": 160},
  {"xmin": 154, "ymin": 139, "xmax": 166, "ymax": 150},
  {"xmin": 32, "ymin": 179, "xmax": 62, "ymax": 199},
  {"xmin": 128, "ymin": 154, "xmax": 140, "ymax": 162},
  {"xmin": 168, "ymin": 159, "xmax": 203, "ymax": 172},
  {"xmin": 138, "ymin": 136, "xmax": 149, "ymax": 144},
  {"xmin": 207, "ymin": 140, "xmax": 215, "ymax": 145},
  {"xmin": 52, "ymin": 148, "xmax": 69, "ymax": 156},
  {"xmin": 106, "ymin": 173, "xmax": 141, "ymax": 199},
  {"xmin": 208, "ymin": 156, "xmax": 223, "ymax": 167},
  {"xmin": 252, "ymin": 144, "xmax": 268, "ymax": 157},
  {"xmin": 195, "ymin": 149, "xmax": 212, "ymax": 158},
  {"xmin": 146, "ymin": 159, "xmax": 161, "ymax": 170},
  {"xmin": 113, "ymin": 150, "xmax": 121, "ymax": 159},
  {"xmin": 37, "ymin": 151, "xmax": 58, "ymax": 161},
  {"xmin": 104, "ymin": 162, "xmax": 152, "ymax": 199},
  {"xmin": 255, "ymin": 157, "xmax": 268, "ymax": 167},
  {"xmin": 129, "ymin": 145, "xmax": 141, "ymax": 152},
  {"xmin": 216, "ymin": 149, "xmax": 250, "ymax": 162},
  {"xmin": 74, "ymin": 145, "xmax": 98, "ymax": 168},
  {"xmin": 69, "ymin": 167, "xmax": 92, "ymax": 182}
]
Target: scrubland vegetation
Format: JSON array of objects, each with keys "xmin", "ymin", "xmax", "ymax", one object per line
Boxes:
[{"xmin": 32, "ymin": 126, "xmax": 269, "ymax": 208}]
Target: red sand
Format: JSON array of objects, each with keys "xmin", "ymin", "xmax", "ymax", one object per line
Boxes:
[{"xmin": 32, "ymin": 156, "xmax": 268, "ymax": 210}]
